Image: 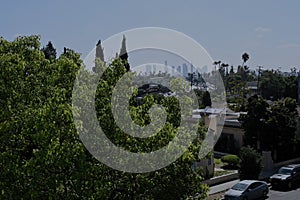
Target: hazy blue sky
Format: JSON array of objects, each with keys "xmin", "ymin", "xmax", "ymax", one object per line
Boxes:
[{"xmin": 1, "ymin": 0, "xmax": 300, "ymax": 72}]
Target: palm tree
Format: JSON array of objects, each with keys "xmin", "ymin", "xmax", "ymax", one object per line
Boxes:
[
  {"xmin": 221, "ymin": 63, "xmax": 229, "ymax": 90},
  {"xmin": 240, "ymin": 53, "xmax": 250, "ymax": 111},
  {"xmin": 221, "ymin": 63, "xmax": 229, "ymax": 73},
  {"xmin": 242, "ymin": 53, "xmax": 249, "ymax": 67},
  {"xmin": 213, "ymin": 61, "xmax": 221, "ymax": 90},
  {"xmin": 213, "ymin": 61, "xmax": 221, "ymax": 70}
]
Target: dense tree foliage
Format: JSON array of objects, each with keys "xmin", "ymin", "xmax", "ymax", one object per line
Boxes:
[
  {"xmin": 193, "ymin": 89, "xmax": 211, "ymax": 108},
  {"xmin": 210, "ymin": 54, "xmax": 255, "ymax": 111},
  {"xmin": 239, "ymin": 147, "xmax": 262, "ymax": 180},
  {"xmin": 241, "ymin": 94, "xmax": 298, "ymax": 161},
  {"xmin": 259, "ymin": 69, "xmax": 298, "ymax": 100},
  {"xmin": 213, "ymin": 52, "xmax": 298, "ymax": 112},
  {"xmin": 0, "ymin": 36, "xmax": 209, "ymax": 199},
  {"xmin": 240, "ymin": 95, "xmax": 270, "ymax": 149},
  {"xmin": 265, "ymin": 98, "xmax": 298, "ymax": 161}
]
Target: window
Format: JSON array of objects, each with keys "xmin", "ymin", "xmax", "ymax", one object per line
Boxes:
[{"xmin": 249, "ymin": 182, "xmax": 261, "ymax": 190}]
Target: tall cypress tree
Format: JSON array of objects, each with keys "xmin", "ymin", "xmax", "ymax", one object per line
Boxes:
[
  {"xmin": 119, "ymin": 35, "xmax": 130, "ymax": 72},
  {"xmin": 96, "ymin": 40, "xmax": 104, "ymax": 62}
]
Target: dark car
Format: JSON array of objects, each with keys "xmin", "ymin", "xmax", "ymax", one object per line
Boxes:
[
  {"xmin": 224, "ymin": 180, "xmax": 269, "ymax": 200},
  {"xmin": 269, "ymin": 164, "xmax": 300, "ymax": 189}
]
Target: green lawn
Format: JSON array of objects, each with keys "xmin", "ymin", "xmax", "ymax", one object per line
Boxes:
[
  {"xmin": 214, "ymin": 158, "xmax": 224, "ymax": 169},
  {"xmin": 213, "ymin": 170, "xmax": 231, "ymax": 177},
  {"xmin": 213, "ymin": 157, "xmax": 234, "ymax": 177}
]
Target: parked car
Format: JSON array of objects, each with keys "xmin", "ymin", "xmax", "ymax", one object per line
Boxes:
[
  {"xmin": 224, "ymin": 180, "xmax": 269, "ymax": 200},
  {"xmin": 269, "ymin": 164, "xmax": 300, "ymax": 189}
]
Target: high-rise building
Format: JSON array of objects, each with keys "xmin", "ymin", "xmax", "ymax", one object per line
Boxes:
[
  {"xmin": 182, "ymin": 63, "xmax": 188, "ymax": 77},
  {"xmin": 164, "ymin": 61, "xmax": 168, "ymax": 74},
  {"xmin": 172, "ymin": 66, "xmax": 175, "ymax": 76},
  {"xmin": 146, "ymin": 65, "xmax": 151, "ymax": 75},
  {"xmin": 190, "ymin": 63, "xmax": 194, "ymax": 74},
  {"xmin": 153, "ymin": 64, "xmax": 157, "ymax": 74},
  {"xmin": 177, "ymin": 65, "xmax": 181, "ymax": 74}
]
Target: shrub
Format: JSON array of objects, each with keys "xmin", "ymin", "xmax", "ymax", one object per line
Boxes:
[{"xmin": 221, "ymin": 155, "xmax": 240, "ymax": 168}]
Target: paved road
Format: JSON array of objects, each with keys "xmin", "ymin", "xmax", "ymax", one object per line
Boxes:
[
  {"xmin": 209, "ymin": 182, "xmax": 300, "ymax": 200},
  {"xmin": 267, "ymin": 186, "xmax": 300, "ymax": 200}
]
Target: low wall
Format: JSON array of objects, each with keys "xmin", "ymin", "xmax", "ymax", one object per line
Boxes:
[
  {"xmin": 202, "ymin": 172, "xmax": 239, "ymax": 186},
  {"xmin": 274, "ymin": 157, "xmax": 300, "ymax": 168},
  {"xmin": 262, "ymin": 151, "xmax": 300, "ymax": 170},
  {"xmin": 260, "ymin": 152, "xmax": 300, "ymax": 180}
]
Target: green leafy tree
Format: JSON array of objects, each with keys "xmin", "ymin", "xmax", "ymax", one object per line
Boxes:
[
  {"xmin": 240, "ymin": 95, "xmax": 269, "ymax": 149},
  {"xmin": 259, "ymin": 70, "xmax": 285, "ymax": 100},
  {"xmin": 221, "ymin": 54, "xmax": 255, "ymax": 111},
  {"xmin": 226, "ymin": 72, "xmax": 241, "ymax": 94},
  {"xmin": 239, "ymin": 147, "xmax": 262, "ymax": 180},
  {"xmin": 241, "ymin": 94, "xmax": 298, "ymax": 160},
  {"xmin": 283, "ymin": 73, "xmax": 298, "ymax": 99},
  {"xmin": 237, "ymin": 65, "xmax": 250, "ymax": 83},
  {"xmin": 229, "ymin": 65, "xmax": 234, "ymax": 74},
  {"xmin": 202, "ymin": 91, "xmax": 212, "ymax": 107},
  {"xmin": 265, "ymin": 98, "xmax": 298, "ymax": 161},
  {"xmin": 193, "ymin": 89, "xmax": 211, "ymax": 108},
  {"xmin": 0, "ymin": 35, "xmax": 98, "ymax": 199},
  {"xmin": 0, "ymin": 35, "xmax": 209, "ymax": 199},
  {"xmin": 88, "ymin": 58, "xmax": 210, "ymax": 199}
]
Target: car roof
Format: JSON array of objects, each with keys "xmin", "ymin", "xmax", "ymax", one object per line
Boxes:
[
  {"xmin": 287, "ymin": 164, "xmax": 300, "ymax": 168},
  {"xmin": 238, "ymin": 180, "xmax": 265, "ymax": 185},
  {"xmin": 282, "ymin": 164, "xmax": 300, "ymax": 169}
]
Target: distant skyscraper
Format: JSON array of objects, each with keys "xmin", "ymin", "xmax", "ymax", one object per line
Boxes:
[
  {"xmin": 172, "ymin": 66, "xmax": 175, "ymax": 76},
  {"xmin": 182, "ymin": 63, "xmax": 188, "ymax": 77},
  {"xmin": 146, "ymin": 64, "xmax": 151, "ymax": 75},
  {"xmin": 164, "ymin": 61, "xmax": 168, "ymax": 73},
  {"xmin": 190, "ymin": 63, "xmax": 194, "ymax": 74},
  {"xmin": 177, "ymin": 65, "xmax": 181, "ymax": 74},
  {"xmin": 153, "ymin": 64, "xmax": 156, "ymax": 74}
]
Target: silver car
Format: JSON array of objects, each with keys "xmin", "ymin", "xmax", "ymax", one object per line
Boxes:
[{"xmin": 224, "ymin": 180, "xmax": 269, "ymax": 200}]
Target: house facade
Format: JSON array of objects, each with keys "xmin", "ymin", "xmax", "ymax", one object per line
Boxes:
[{"xmin": 193, "ymin": 107, "xmax": 246, "ymax": 154}]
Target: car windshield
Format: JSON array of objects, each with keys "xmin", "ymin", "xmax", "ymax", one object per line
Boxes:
[
  {"xmin": 278, "ymin": 167, "xmax": 292, "ymax": 175},
  {"xmin": 232, "ymin": 183, "xmax": 248, "ymax": 191}
]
